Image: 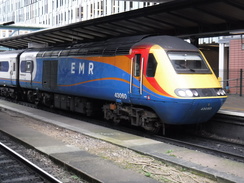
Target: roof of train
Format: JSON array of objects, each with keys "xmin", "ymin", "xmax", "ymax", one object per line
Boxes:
[
  {"xmin": 0, "ymin": 0, "xmax": 244, "ymax": 49},
  {"xmin": 133, "ymin": 36, "xmax": 198, "ymax": 51},
  {"xmin": 33, "ymin": 35, "xmax": 198, "ymax": 58}
]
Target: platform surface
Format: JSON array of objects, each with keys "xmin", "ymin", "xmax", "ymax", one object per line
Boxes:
[{"xmin": 219, "ymin": 94, "xmax": 244, "ymax": 117}]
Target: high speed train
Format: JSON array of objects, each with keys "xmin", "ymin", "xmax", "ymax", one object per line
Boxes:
[{"xmin": 0, "ymin": 35, "xmax": 227, "ymax": 133}]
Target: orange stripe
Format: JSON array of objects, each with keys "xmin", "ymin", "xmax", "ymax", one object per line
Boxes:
[
  {"xmin": 19, "ymin": 80, "xmax": 41, "ymax": 84},
  {"xmin": 75, "ymin": 56, "xmax": 131, "ymax": 74},
  {"xmin": 59, "ymin": 77, "xmax": 130, "ymax": 87},
  {"xmin": 0, "ymin": 78, "xmax": 14, "ymax": 81}
]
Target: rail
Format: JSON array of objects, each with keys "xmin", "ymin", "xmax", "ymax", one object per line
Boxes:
[{"xmin": 0, "ymin": 142, "xmax": 62, "ymax": 183}]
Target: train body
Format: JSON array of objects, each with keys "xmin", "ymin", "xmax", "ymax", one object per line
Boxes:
[{"xmin": 0, "ymin": 35, "xmax": 227, "ymax": 132}]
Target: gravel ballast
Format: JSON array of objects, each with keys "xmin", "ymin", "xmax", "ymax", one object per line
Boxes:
[{"xmin": 1, "ymin": 109, "xmax": 217, "ymax": 183}]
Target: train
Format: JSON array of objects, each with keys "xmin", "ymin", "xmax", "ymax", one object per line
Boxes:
[{"xmin": 0, "ymin": 35, "xmax": 227, "ymax": 133}]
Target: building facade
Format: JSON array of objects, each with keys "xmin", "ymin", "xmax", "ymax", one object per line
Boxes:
[
  {"xmin": 0, "ymin": 0, "xmax": 157, "ymax": 27},
  {"xmin": 0, "ymin": 0, "xmax": 158, "ymax": 39},
  {"xmin": 226, "ymin": 38, "xmax": 244, "ymax": 94}
]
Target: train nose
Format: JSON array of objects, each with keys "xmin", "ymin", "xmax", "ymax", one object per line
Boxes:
[
  {"xmin": 157, "ymin": 98, "xmax": 226, "ymax": 125},
  {"xmin": 187, "ymin": 98, "xmax": 226, "ymax": 124}
]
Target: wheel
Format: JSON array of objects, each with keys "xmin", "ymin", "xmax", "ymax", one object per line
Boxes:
[{"xmin": 143, "ymin": 121, "xmax": 162, "ymax": 134}]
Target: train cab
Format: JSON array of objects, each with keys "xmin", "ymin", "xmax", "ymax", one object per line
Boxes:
[{"xmin": 129, "ymin": 36, "xmax": 227, "ymax": 125}]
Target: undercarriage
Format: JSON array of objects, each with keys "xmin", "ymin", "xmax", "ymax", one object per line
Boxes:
[
  {"xmin": 0, "ymin": 87, "xmax": 162, "ymax": 133},
  {"xmin": 103, "ymin": 103, "xmax": 162, "ymax": 133}
]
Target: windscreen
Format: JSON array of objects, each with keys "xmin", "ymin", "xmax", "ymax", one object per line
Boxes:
[{"xmin": 168, "ymin": 52, "xmax": 212, "ymax": 74}]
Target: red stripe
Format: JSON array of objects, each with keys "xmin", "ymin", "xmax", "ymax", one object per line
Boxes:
[{"xmin": 146, "ymin": 77, "xmax": 173, "ymax": 97}]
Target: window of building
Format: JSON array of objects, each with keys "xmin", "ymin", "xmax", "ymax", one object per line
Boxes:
[
  {"xmin": 101, "ymin": 1, "xmax": 104, "ymax": 15},
  {"xmin": 90, "ymin": 4, "xmax": 93, "ymax": 18},
  {"xmin": 80, "ymin": 7, "xmax": 83, "ymax": 18}
]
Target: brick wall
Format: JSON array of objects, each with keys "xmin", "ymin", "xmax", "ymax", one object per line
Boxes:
[{"xmin": 229, "ymin": 39, "xmax": 244, "ymax": 94}]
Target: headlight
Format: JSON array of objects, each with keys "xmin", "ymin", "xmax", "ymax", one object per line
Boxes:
[
  {"xmin": 220, "ymin": 89, "xmax": 226, "ymax": 95},
  {"xmin": 175, "ymin": 89, "xmax": 199, "ymax": 97},
  {"xmin": 175, "ymin": 88, "xmax": 226, "ymax": 98},
  {"xmin": 178, "ymin": 90, "xmax": 186, "ymax": 97},
  {"xmin": 192, "ymin": 90, "xmax": 199, "ymax": 97},
  {"xmin": 185, "ymin": 89, "xmax": 193, "ymax": 97},
  {"xmin": 215, "ymin": 88, "xmax": 226, "ymax": 96},
  {"xmin": 216, "ymin": 90, "xmax": 221, "ymax": 96}
]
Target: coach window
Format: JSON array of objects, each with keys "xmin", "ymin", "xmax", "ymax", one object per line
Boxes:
[
  {"xmin": 0, "ymin": 61, "xmax": 9, "ymax": 72},
  {"xmin": 134, "ymin": 54, "xmax": 141, "ymax": 77},
  {"xmin": 21, "ymin": 60, "xmax": 33, "ymax": 73},
  {"xmin": 146, "ymin": 53, "xmax": 157, "ymax": 77}
]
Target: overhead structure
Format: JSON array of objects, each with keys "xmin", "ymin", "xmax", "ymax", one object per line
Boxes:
[
  {"xmin": 0, "ymin": 22, "xmax": 48, "ymax": 38},
  {"xmin": 0, "ymin": 0, "xmax": 244, "ymax": 49}
]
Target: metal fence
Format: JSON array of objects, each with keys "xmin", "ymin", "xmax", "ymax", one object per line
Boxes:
[{"xmin": 220, "ymin": 69, "xmax": 243, "ymax": 96}]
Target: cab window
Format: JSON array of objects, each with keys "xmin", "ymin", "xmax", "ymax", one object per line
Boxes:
[
  {"xmin": 168, "ymin": 52, "xmax": 211, "ymax": 74},
  {"xmin": 133, "ymin": 54, "xmax": 141, "ymax": 77},
  {"xmin": 21, "ymin": 60, "xmax": 33, "ymax": 73},
  {"xmin": 146, "ymin": 53, "xmax": 157, "ymax": 77}
]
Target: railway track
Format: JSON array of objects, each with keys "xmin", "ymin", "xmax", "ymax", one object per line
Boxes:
[
  {"xmin": 0, "ymin": 140, "xmax": 62, "ymax": 183},
  {"xmin": 154, "ymin": 133, "xmax": 244, "ymax": 163},
  {"xmin": 81, "ymin": 110, "xmax": 244, "ymax": 163},
  {"xmin": 203, "ymin": 113, "xmax": 244, "ymax": 143},
  {"xmin": 149, "ymin": 114, "xmax": 244, "ymax": 163},
  {"xmin": 2, "ymin": 98, "xmax": 244, "ymax": 164}
]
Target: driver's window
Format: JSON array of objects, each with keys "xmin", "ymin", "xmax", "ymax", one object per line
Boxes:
[{"xmin": 134, "ymin": 54, "xmax": 141, "ymax": 77}]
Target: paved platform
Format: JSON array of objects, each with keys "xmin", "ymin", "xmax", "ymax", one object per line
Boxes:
[
  {"xmin": 219, "ymin": 94, "xmax": 244, "ymax": 117},
  {"xmin": 0, "ymin": 96, "xmax": 243, "ymax": 183}
]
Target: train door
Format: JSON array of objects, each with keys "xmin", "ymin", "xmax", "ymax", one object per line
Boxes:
[
  {"xmin": 19, "ymin": 52, "xmax": 37, "ymax": 88},
  {"xmin": 20, "ymin": 60, "xmax": 34, "ymax": 88},
  {"xmin": 130, "ymin": 48, "xmax": 147, "ymax": 97},
  {"xmin": 18, "ymin": 52, "xmax": 39, "ymax": 89},
  {"xmin": 9, "ymin": 58, "xmax": 16, "ymax": 86},
  {"xmin": 42, "ymin": 60, "xmax": 58, "ymax": 90}
]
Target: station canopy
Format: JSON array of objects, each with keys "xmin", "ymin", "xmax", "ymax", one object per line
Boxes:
[{"xmin": 0, "ymin": 0, "xmax": 244, "ymax": 49}]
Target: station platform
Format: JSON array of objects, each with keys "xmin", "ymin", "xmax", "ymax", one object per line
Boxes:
[
  {"xmin": 0, "ymin": 96, "xmax": 243, "ymax": 183},
  {"xmin": 219, "ymin": 94, "xmax": 244, "ymax": 117}
]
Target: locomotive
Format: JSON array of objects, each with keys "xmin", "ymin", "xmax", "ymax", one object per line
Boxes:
[{"xmin": 0, "ymin": 35, "xmax": 227, "ymax": 133}]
